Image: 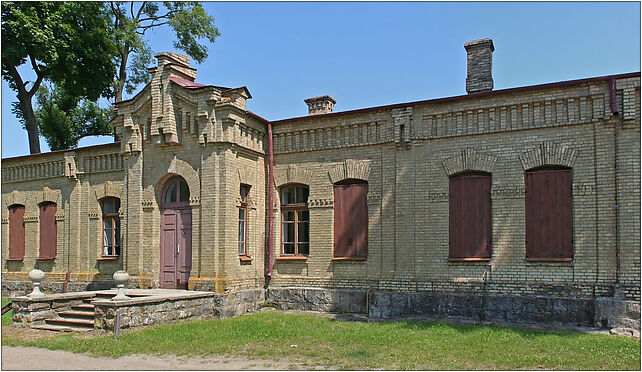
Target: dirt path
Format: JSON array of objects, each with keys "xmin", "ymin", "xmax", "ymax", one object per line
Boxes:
[{"xmin": 1, "ymin": 346, "xmax": 320, "ymax": 370}]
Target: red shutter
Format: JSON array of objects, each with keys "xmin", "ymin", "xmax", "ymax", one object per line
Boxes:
[
  {"xmin": 334, "ymin": 183, "xmax": 368, "ymax": 258},
  {"xmin": 9, "ymin": 205, "xmax": 25, "ymax": 260},
  {"xmin": 449, "ymin": 177, "xmax": 463, "ymax": 257},
  {"xmin": 525, "ymin": 169, "xmax": 572, "ymax": 259},
  {"xmin": 39, "ymin": 203, "xmax": 57, "ymax": 259},
  {"xmin": 333, "ymin": 185, "xmax": 346, "ymax": 257},
  {"xmin": 475, "ymin": 176, "xmax": 491, "ymax": 257},
  {"xmin": 352, "ymin": 183, "xmax": 368, "ymax": 258},
  {"xmin": 525, "ymin": 172, "xmax": 540, "ymax": 258},
  {"xmin": 450, "ymin": 174, "xmax": 491, "ymax": 258}
]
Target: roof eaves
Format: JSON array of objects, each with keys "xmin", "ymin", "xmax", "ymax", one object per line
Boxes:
[{"xmin": 270, "ymin": 72, "xmax": 640, "ymax": 125}]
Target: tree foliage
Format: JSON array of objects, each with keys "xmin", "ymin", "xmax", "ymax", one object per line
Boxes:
[
  {"xmin": 1, "ymin": 1, "xmax": 118, "ymax": 154},
  {"xmin": 110, "ymin": 1, "xmax": 220, "ymax": 101},
  {"xmin": 2, "ymin": 2, "xmax": 220, "ymax": 154},
  {"xmin": 35, "ymin": 84, "xmax": 113, "ymax": 151}
]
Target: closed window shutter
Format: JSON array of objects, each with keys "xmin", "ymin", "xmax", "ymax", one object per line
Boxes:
[
  {"xmin": 525, "ymin": 169, "xmax": 572, "ymax": 259},
  {"xmin": 39, "ymin": 203, "xmax": 57, "ymax": 258},
  {"xmin": 334, "ymin": 183, "xmax": 368, "ymax": 258},
  {"xmin": 333, "ymin": 185, "xmax": 346, "ymax": 257},
  {"xmin": 449, "ymin": 174, "xmax": 491, "ymax": 258},
  {"xmin": 9, "ymin": 205, "xmax": 25, "ymax": 260},
  {"xmin": 352, "ymin": 183, "xmax": 368, "ymax": 258}
]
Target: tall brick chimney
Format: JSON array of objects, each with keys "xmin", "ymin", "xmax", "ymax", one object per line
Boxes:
[
  {"xmin": 304, "ymin": 95, "xmax": 336, "ymax": 115},
  {"xmin": 464, "ymin": 38, "xmax": 494, "ymax": 94}
]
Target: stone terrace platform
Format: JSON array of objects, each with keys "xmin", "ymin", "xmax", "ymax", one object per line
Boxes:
[{"xmin": 9, "ymin": 288, "xmax": 264, "ymax": 332}]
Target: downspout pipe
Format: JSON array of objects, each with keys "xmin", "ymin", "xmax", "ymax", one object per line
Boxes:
[
  {"xmin": 267, "ymin": 122, "xmax": 275, "ymax": 277},
  {"xmin": 610, "ymin": 77, "xmax": 621, "ymax": 285}
]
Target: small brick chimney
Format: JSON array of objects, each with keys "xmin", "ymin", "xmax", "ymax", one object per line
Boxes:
[
  {"xmin": 464, "ymin": 38, "xmax": 494, "ymax": 94},
  {"xmin": 304, "ymin": 95, "xmax": 336, "ymax": 115}
]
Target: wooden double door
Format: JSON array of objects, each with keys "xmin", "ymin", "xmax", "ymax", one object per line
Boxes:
[{"xmin": 160, "ymin": 177, "xmax": 192, "ymax": 289}]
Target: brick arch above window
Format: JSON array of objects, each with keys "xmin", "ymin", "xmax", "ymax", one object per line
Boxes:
[
  {"xmin": 442, "ymin": 148, "xmax": 498, "ymax": 177},
  {"xmin": 519, "ymin": 141, "xmax": 577, "ymax": 171},
  {"xmin": 33, "ymin": 186, "xmax": 62, "ymax": 207},
  {"xmin": 93, "ymin": 181, "xmax": 124, "ymax": 201},
  {"xmin": 2, "ymin": 190, "xmax": 27, "ymax": 212},
  {"xmin": 328, "ymin": 159, "xmax": 372, "ymax": 184},
  {"xmin": 273, "ymin": 164, "xmax": 313, "ymax": 188},
  {"xmin": 145, "ymin": 156, "xmax": 201, "ymax": 207}
]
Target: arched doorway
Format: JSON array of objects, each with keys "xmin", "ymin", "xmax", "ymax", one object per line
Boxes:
[{"xmin": 160, "ymin": 176, "xmax": 192, "ymax": 289}]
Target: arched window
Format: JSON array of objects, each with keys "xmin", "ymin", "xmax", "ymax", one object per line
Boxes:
[
  {"xmin": 333, "ymin": 180, "xmax": 368, "ymax": 259},
  {"xmin": 101, "ymin": 198, "xmax": 121, "ymax": 257},
  {"xmin": 525, "ymin": 167, "xmax": 573, "ymax": 261},
  {"xmin": 8, "ymin": 204, "xmax": 25, "ymax": 260},
  {"xmin": 449, "ymin": 172, "xmax": 491, "ymax": 260},
  {"xmin": 280, "ymin": 185, "xmax": 309, "ymax": 256},
  {"xmin": 163, "ymin": 177, "xmax": 190, "ymax": 206},
  {"xmin": 39, "ymin": 202, "xmax": 57, "ymax": 259}
]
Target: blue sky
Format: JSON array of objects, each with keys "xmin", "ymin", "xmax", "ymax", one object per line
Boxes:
[{"xmin": 2, "ymin": 1, "xmax": 640, "ymax": 158}]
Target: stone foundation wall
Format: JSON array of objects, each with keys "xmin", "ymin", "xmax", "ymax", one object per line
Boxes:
[
  {"xmin": 595, "ymin": 297, "xmax": 641, "ymax": 330},
  {"xmin": 94, "ymin": 289, "xmax": 264, "ymax": 330},
  {"xmin": 266, "ymin": 287, "xmax": 367, "ymax": 313},
  {"xmin": 266, "ymin": 286, "xmax": 640, "ymax": 330}
]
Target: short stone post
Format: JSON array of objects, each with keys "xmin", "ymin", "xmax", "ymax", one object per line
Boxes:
[
  {"xmin": 27, "ymin": 269, "xmax": 45, "ymax": 297},
  {"xmin": 112, "ymin": 270, "xmax": 130, "ymax": 301}
]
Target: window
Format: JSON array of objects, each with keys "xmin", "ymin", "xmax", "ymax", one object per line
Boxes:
[
  {"xmin": 280, "ymin": 185, "xmax": 309, "ymax": 256},
  {"xmin": 164, "ymin": 178, "xmax": 190, "ymax": 205},
  {"xmin": 8, "ymin": 204, "xmax": 25, "ymax": 260},
  {"xmin": 333, "ymin": 181, "xmax": 368, "ymax": 259},
  {"xmin": 238, "ymin": 184, "xmax": 251, "ymax": 256},
  {"xmin": 449, "ymin": 173, "xmax": 491, "ymax": 260},
  {"xmin": 102, "ymin": 198, "xmax": 121, "ymax": 257},
  {"xmin": 39, "ymin": 202, "xmax": 57, "ymax": 259},
  {"xmin": 525, "ymin": 168, "xmax": 573, "ymax": 261}
]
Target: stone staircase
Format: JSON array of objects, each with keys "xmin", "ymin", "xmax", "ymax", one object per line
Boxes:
[{"xmin": 30, "ymin": 293, "xmax": 114, "ymax": 332}]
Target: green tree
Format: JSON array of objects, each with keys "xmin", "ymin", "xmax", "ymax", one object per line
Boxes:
[
  {"xmin": 109, "ymin": 1, "xmax": 220, "ymax": 102},
  {"xmin": 1, "ymin": 1, "xmax": 118, "ymax": 154},
  {"xmin": 35, "ymin": 84, "xmax": 113, "ymax": 151}
]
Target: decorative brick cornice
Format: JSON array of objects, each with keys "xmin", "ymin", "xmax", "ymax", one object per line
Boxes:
[
  {"xmin": 392, "ymin": 106, "xmax": 413, "ymax": 148},
  {"xmin": 519, "ymin": 141, "xmax": 577, "ymax": 171},
  {"xmin": 426, "ymin": 190, "xmax": 448, "ymax": 202},
  {"xmin": 328, "ymin": 159, "xmax": 372, "ymax": 184},
  {"xmin": 308, "ymin": 198, "xmax": 334, "ymax": 208},
  {"xmin": 442, "ymin": 148, "xmax": 498, "ymax": 176},
  {"xmin": 491, "ymin": 186, "xmax": 525, "ymax": 199}
]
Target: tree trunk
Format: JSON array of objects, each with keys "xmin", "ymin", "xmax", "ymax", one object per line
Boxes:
[
  {"xmin": 17, "ymin": 90, "xmax": 42, "ymax": 154},
  {"xmin": 115, "ymin": 51, "xmax": 129, "ymax": 103}
]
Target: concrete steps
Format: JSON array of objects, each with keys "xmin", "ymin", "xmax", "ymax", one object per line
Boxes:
[
  {"xmin": 45, "ymin": 317, "xmax": 94, "ymax": 328},
  {"xmin": 30, "ymin": 324, "xmax": 89, "ymax": 332}
]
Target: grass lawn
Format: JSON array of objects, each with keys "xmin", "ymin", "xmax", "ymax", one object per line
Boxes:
[
  {"xmin": 1, "ymin": 297, "xmax": 12, "ymax": 326},
  {"xmin": 2, "ymin": 311, "xmax": 640, "ymax": 370}
]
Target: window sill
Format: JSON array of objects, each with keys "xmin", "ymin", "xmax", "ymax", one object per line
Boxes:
[
  {"xmin": 276, "ymin": 256, "xmax": 308, "ymax": 261},
  {"xmin": 36, "ymin": 257, "xmax": 55, "ymax": 261},
  {"xmin": 239, "ymin": 255, "xmax": 252, "ymax": 262},
  {"xmin": 448, "ymin": 257, "xmax": 491, "ymax": 262},
  {"xmin": 97, "ymin": 256, "xmax": 119, "ymax": 261},
  {"xmin": 331, "ymin": 257, "xmax": 367, "ymax": 261},
  {"xmin": 526, "ymin": 258, "xmax": 573, "ymax": 262},
  {"xmin": 6, "ymin": 258, "xmax": 24, "ymax": 261}
]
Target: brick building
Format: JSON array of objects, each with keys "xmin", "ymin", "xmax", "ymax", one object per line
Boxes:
[{"xmin": 2, "ymin": 39, "xmax": 640, "ymax": 328}]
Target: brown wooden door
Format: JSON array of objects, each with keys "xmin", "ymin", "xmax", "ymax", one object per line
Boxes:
[{"xmin": 160, "ymin": 177, "xmax": 192, "ymax": 289}]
